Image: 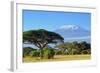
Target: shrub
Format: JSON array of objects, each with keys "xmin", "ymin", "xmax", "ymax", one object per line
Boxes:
[
  {"xmin": 23, "ymin": 47, "xmax": 34, "ymax": 57},
  {"xmin": 55, "ymin": 50, "xmax": 62, "ymax": 55},
  {"xmin": 81, "ymin": 50, "xmax": 90, "ymax": 54},
  {"xmin": 48, "ymin": 49, "xmax": 55, "ymax": 59},
  {"xmin": 55, "ymin": 49, "xmax": 69, "ymax": 55},
  {"xmin": 43, "ymin": 48, "xmax": 55, "ymax": 59},
  {"xmin": 43, "ymin": 48, "xmax": 49, "ymax": 59},
  {"xmin": 29, "ymin": 50, "xmax": 40, "ymax": 57},
  {"xmin": 71, "ymin": 49, "xmax": 79, "ymax": 55}
]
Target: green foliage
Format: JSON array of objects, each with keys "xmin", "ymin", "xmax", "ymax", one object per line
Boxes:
[
  {"xmin": 42, "ymin": 48, "xmax": 49, "ymax": 59},
  {"xmin": 43, "ymin": 48, "xmax": 55, "ymax": 59},
  {"xmin": 23, "ymin": 41, "xmax": 91, "ymax": 60},
  {"xmin": 23, "ymin": 47, "xmax": 55, "ymax": 59},
  {"xmin": 23, "ymin": 29, "xmax": 64, "ymax": 58},
  {"xmin": 29, "ymin": 50, "xmax": 40, "ymax": 57},
  {"xmin": 55, "ymin": 50, "xmax": 63, "ymax": 55},
  {"xmin": 81, "ymin": 49, "xmax": 90, "ymax": 54},
  {"xmin": 23, "ymin": 47, "xmax": 34, "ymax": 57},
  {"xmin": 23, "ymin": 29, "xmax": 64, "ymax": 48},
  {"xmin": 56, "ymin": 41, "xmax": 91, "ymax": 55}
]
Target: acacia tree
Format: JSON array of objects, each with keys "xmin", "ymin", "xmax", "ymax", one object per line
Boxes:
[{"xmin": 23, "ymin": 29, "xmax": 64, "ymax": 59}]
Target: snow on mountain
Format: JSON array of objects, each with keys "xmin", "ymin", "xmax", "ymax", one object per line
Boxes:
[
  {"xmin": 54, "ymin": 25, "xmax": 91, "ymax": 43},
  {"xmin": 59, "ymin": 25, "xmax": 80, "ymax": 30}
]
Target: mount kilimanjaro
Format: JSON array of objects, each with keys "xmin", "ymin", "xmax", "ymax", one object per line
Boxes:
[{"xmin": 54, "ymin": 25, "xmax": 90, "ymax": 43}]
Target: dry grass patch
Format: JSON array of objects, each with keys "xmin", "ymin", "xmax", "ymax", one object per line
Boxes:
[{"xmin": 23, "ymin": 55, "xmax": 91, "ymax": 63}]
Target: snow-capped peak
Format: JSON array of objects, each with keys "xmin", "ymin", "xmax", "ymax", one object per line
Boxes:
[{"xmin": 59, "ymin": 25, "xmax": 80, "ymax": 30}]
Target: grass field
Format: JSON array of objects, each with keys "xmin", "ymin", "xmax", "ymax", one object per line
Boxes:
[{"xmin": 23, "ymin": 55, "xmax": 91, "ymax": 63}]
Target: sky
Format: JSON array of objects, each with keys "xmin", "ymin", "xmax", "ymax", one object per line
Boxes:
[{"xmin": 23, "ymin": 10, "xmax": 91, "ymax": 31}]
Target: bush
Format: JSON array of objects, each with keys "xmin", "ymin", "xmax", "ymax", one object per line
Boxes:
[
  {"xmin": 29, "ymin": 50, "xmax": 40, "ymax": 57},
  {"xmin": 71, "ymin": 49, "xmax": 79, "ymax": 55},
  {"xmin": 55, "ymin": 50, "xmax": 62, "ymax": 55},
  {"xmin": 23, "ymin": 47, "xmax": 34, "ymax": 57},
  {"xmin": 43, "ymin": 48, "xmax": 49, "ymax": 59},
  {"xmin": 48, "ymin": 49, "xmax": 55, "ymax": 59},
  {"xmin": 43, "ymin": 48, "xmax": 55, "ymax": 59},
  {"xmin": 81, "ymin": 50, "xmax": 90, "ymax": 54},
  {"xmin": 55, "ymin": 49, "xmax": 69, "ymax": 55}
]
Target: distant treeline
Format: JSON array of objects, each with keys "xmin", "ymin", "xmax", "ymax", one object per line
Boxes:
[
  {"xmin": 23, "ymin": 41, "xmax": 91, "ymax": 59},
  {"xmin": 55, "ymin": 41, "xmax": 91, "ymax": 55}
]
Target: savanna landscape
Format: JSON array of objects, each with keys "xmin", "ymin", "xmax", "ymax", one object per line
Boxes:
[{"xmin": 23, "ymin": 10, "xmax": 91, "ymax": 63}]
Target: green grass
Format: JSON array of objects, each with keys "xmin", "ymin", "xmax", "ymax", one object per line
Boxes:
[{"xmin": 23, "ymin": 55, "xmax": 91, "ymax": 63}]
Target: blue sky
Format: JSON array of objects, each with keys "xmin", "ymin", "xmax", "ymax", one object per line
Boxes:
[{"xmin": 23, "ymin": 10, "xmax": 91, "ymax": 31}]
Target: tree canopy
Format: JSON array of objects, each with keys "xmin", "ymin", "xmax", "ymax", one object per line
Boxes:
[{"xmin": 23, "ymin": 29, "xmax": 64, "ymax": 49}]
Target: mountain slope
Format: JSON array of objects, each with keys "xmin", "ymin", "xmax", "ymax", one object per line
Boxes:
[{"xmin": 54, "ymin": 25, "xmax": 90, "ymax": 42}]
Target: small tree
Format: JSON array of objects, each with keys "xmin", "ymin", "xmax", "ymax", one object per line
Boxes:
[{"xmin": 23, "ymin": 29, "xmax": 64, "ymax": 59}]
